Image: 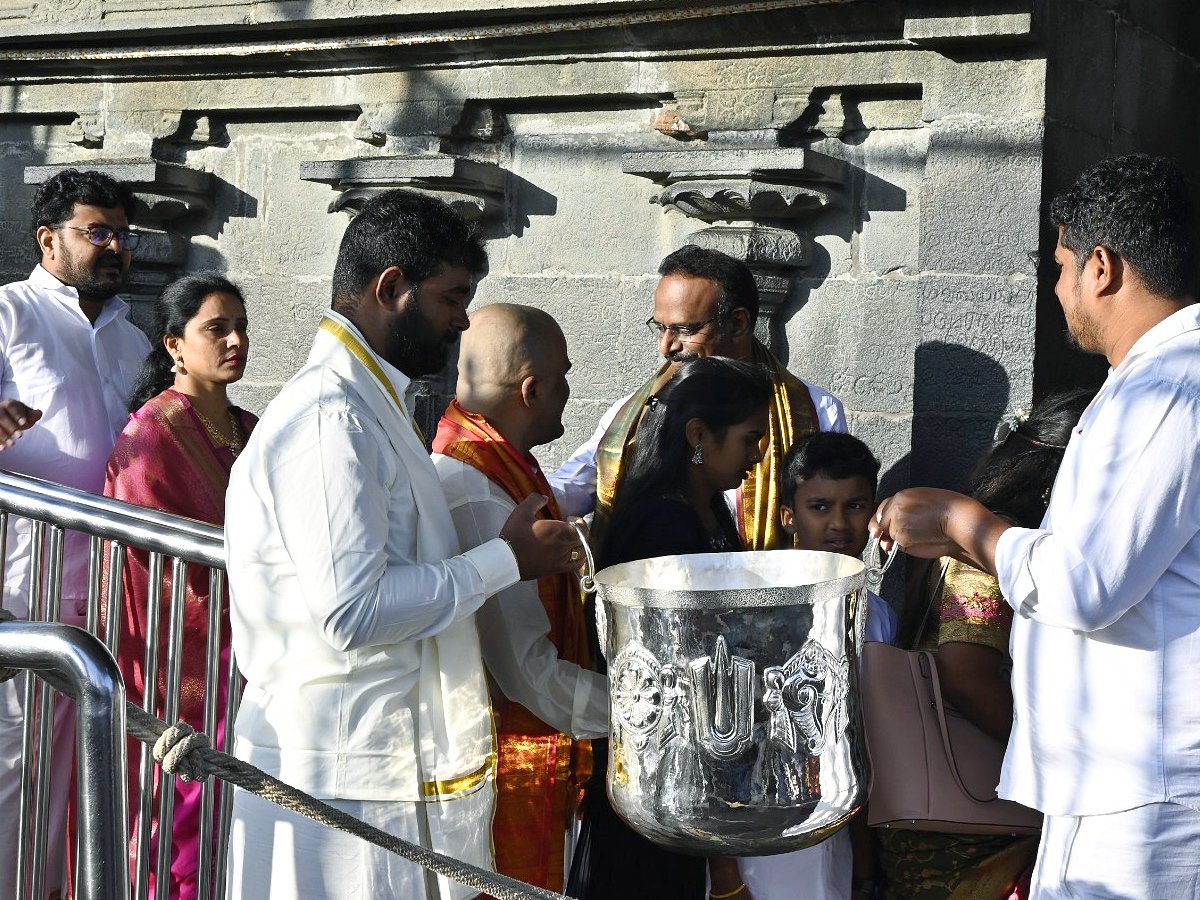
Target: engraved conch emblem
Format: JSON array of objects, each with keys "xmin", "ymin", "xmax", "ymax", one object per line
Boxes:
[
  {"xmin": 689, "ymin": 635, "xmax": 755, "ymax": 759},
  {"xmin": 758, "ymin": 667, "xmax": 813, "ymax": 805},
  {"xmin": 611, "ymin": 642, "xmax": 664, "ymax": 749},
  {"xmin": 768, "ymin": 640, "xmax": 849, "ymax": 755}
]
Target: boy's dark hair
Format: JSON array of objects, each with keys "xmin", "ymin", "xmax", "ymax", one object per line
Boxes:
[
  {"xmin": 658, "ymin": 244, "xmax": 760, "ymax": 321},
  {"xmin": 1050, "ymin": 153, "xmax": 1197, "ymax": 299},
  {"xmin": 781, "ymin": 432, "xmax": 881, "ymax": 502},
  {"xmin": 331, "ymin": 189, "xmax": 487, "ymax": 309},
  {"xmin": 31, "ymin": 169, "xmax": 136, "ymax": 243}
]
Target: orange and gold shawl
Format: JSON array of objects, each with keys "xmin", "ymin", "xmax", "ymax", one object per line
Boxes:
[
  {"xmin": 432, "ymin": 400, "xmax": 593, "ymax": 891},
  {"xmin": 593, "ymin": 339, "xmax": 820, "ymax": 553}
]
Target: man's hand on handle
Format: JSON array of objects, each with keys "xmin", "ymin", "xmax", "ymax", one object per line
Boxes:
[
  {"xmin": 0, "ymin": 399, "xmax": 42, "ymax": 449},
  {"xmin": 500, "ymin": 494, "xmax": 588, "ymax": 581},
  {"xmin": 870, "ymin": 487, "xmax": 1009, "ymax": 577}
]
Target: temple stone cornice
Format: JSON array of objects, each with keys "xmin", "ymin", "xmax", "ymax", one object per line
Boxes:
[{"xmin": 299, "ymin": 155, "xmax": 510, "ymax": 234}]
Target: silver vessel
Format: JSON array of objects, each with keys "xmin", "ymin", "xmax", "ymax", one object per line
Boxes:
[{"xmin": 579, "ymin": 541, "xmax": 891, "ymax": 855}]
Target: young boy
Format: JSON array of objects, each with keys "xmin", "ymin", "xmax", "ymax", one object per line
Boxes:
[
  {"xmin": 727, "ymin": 432, "xmax": 896, "ymax": 900},
  {"xmin": 780, "ymin": 431, "xmax": 897, "ymax": 645}
]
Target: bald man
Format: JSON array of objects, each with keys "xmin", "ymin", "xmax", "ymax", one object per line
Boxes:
[{"xmin": 432, "ymin": 303, "xmax": 607, "ymax": 891}]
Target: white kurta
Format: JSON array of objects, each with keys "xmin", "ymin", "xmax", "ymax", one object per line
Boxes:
[
  {"xmin": 995, "ymin": 303, "xmax": 1200, "ymax": 820},
  {"xmin": 0, "ymin": 265, "xmax": 148, "ymax": 899},
  {"xmin": 225, "ymin": 311, "xmax": 519, "ymax": 900},
  {"xmin": 735, "ymin": 593, "xmax": 898, "ymax": 900},
  {"xmin": 434, "ymin": 454, "xmax": 608, "ymax": 740},
  {"xmin": 0, "ymin": 264, "xmax": 149, "ymax": 613}
]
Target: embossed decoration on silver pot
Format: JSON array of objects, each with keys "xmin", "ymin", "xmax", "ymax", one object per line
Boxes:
[
  {"xmin": 610, "ymin": 641, "xmax": 664, "ymax": 749},
  {"xmin": 657, "ymin": 664, "xmax": 707, "ymax": 816},
  {"xmin": 689, "ymin": 634, "xmax": 755, "ymax": 760},
  {"xmin": 777, "ymin": 639, "xmax": 850, "ymax": 754},
  {"xmin": 757, "ymin": 666, "xmax": 818, "ymax": 805}
]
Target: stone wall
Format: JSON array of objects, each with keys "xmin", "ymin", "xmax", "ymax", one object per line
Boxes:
[{"xmin": 0, "ymin": 1, "xmax": 1192, "ymax": 500}]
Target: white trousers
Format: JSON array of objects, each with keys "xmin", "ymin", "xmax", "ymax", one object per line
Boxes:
[
  {"xmin": 0, "ymin": 673, "xmax": 75, "ymax": 900},
  {"xmin": 225, "ymin": 786, "xmax": 494, "ymax": 900},
  {"xmin": 1031, "ymin": 802, "xmax": 1200, "ymax": 900},
  {"xmin": 735, "ymin": 828, "xmax": 851, "ymax": 900}
]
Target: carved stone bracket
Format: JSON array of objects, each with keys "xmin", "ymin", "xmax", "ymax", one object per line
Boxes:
[
  {"xmin": 299, "ymin": 154, "xmax": 510, "ymax": 235},
  {"xmin": 623, "ymin": 148, "xmax": 848, "ymax": 350},
  {"xmin": 624, "ymin": 148, "xmax": 846, "ymax": 223},
  {"xmin": 24, "ymin": 160, "xmax": 215, "ymax": 323}
]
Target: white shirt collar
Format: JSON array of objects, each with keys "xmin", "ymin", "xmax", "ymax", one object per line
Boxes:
[
  {"xmin": 321, "ymin": 308, "xmax": 412, "ymax": 397},
  {"xmin": 1117, "ymin": 302, "xmax": 1200, "ymax": 371},
  {"xmin": 29, "ymin": 264, "xmax": 133, "ymax": 330}
]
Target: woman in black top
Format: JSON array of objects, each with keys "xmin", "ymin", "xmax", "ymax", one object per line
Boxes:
[{"xmin": 569, "ymin": 356, "xmax": 773, "ymax": 900}]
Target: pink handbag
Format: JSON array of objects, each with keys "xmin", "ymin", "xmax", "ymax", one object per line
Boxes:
[{"xmin": 861, "ymin": 639, "xmax": 1042, "ymax": 834}]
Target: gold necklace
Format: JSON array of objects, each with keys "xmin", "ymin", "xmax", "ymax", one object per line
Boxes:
[{"xmin": 194, "ymin": 407, "xmax": 244, "ymax": 456}]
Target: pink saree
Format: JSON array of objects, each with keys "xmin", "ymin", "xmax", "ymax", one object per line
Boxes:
[{"xmin": 102, "ymin": 388, "xmax": 255, "ymax": 900}]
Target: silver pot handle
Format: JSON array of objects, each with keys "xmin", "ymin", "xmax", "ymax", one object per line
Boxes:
[
  {"xmin": 570, "ymin": 520, "xmax": 607, "ymax": 661},
  {"xmin": 864, "ymin": 533, "xmax": 897, "ymax": 592},
  {"xmin": 571, "ymin": 520, "xmax": 597, "ymax": 594}
]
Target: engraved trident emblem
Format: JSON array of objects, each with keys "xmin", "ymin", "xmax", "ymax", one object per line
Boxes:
[{"xmin": 689, "ymin": 635, "xmax": 755, "ymax": 759}]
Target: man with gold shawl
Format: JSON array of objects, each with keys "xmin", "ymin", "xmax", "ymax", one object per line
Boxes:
[
  {"xmin": 433, "ymin": 303, "xmax": 607, "ymax": 892},
  {"xmin": 550, "ymin": 245, "xmax": 847, "ymax": 553},
  {"xmin": 224, "ymin": 192, "xmax": 585, "ymax": 900}
]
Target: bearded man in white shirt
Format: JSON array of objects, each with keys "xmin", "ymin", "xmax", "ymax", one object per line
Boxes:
[
  {"xmin": 872, "ymin": 154, "xmax": 1200, "ymax": 900},
  {"xmin": 432, "ymin": 303, "xmax": 607, "ymax": 892},
  {"xmin": 0, "ymin": 168, "xmax": 149, "ymax": 897},
  {"xmin": 224, "ymin": 191, "xmax": 586, "ymax": 900},
  {"xmin": 548, "ymin": 245, "xmax": 847, "ymax": 553}
]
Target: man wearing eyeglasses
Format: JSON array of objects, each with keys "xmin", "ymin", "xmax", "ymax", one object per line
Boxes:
[
  {"xmin": 0, "ymin": 167, "xmax": 150, "ymax": 897},
  {"xmin": 549, "ymin": 245, "xmax": 846, "ymax": 552}
]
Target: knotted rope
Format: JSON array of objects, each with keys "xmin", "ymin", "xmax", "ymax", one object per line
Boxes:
[{"xmin": 125, "ymin": 706, "xmax": 560, "ymax": 900}]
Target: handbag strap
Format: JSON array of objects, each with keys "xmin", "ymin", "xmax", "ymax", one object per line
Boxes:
[
  {"xmin": 907, "ymin": 559, "xmax": 951, "ymax": 651},
  {"xmin": 923, "ymin": 649, "xmax": 1002, "ymax": 805}
]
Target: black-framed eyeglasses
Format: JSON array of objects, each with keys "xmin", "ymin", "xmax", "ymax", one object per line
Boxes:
[
  {"xmin": 645, "ymin": 313, "xmax": 728, "ymax": 339},
  {"xmin": 61, "ymin": 224, "xmax": 141, "ymax": 252}
]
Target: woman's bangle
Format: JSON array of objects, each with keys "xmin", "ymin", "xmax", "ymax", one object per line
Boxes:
[{"xmin": 709, "ymin": 884, "xmax": 747, "ymax": 899}]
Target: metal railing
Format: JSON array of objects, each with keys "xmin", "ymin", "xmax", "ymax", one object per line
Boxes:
[
  {"xmin": 0, "ymin": 469, "xmax": 238, "ymax": 900},
  {"xmin": 0, "ymin": 619, "xmax": 129, "ymax": 900}
]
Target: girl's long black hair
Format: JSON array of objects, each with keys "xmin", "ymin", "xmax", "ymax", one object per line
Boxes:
[
  {"xmin": 609, "ymin": 356, "xmax": 773, "ymax": 526},
  {"xmin": 127, "ymin": 272, "xmax": 246, "ymax": 413}
]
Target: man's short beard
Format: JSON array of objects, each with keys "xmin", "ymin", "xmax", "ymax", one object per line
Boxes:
[
  {"xmin": 384, "ymin": 285, "xmax": 456, "ymax": 378},
  {"xmin": 57, "ymin": 243, "xmax": 127, "ymax": 303}
]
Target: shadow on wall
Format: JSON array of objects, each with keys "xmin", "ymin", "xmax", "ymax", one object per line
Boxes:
[
  {"xmin": 775, "ymin": 159, "xmax": 908, "ymax": 361},
  {"xmin": 897, "ymin": 340, "xmax": 1010, "ymax": 497},
  {"xmin": 0, "ymin": 119, "xmax": 50, "ymax": 286}
]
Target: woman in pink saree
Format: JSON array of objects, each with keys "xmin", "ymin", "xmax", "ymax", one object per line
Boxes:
[{"xmin": 104, "ymin": 272, "xmax": 255, "ymax": 900}]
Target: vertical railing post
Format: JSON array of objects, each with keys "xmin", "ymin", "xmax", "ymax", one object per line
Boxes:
[{"xmin": 0, "ymin": 620, "xmax": 129, "ymax": 900}]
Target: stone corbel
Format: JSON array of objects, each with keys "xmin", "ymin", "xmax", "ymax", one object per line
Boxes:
[
  {"xmin": 622, "ymin": 148, "xmax": 847, "ymax": 349},
  {"xmin": 623, "ymin": 148, "xmax": 846, "ymax": 222},
  {"xmin": 299, "ymin": 154, "xmax": 510, "ymax": 236},
  {"xmin": 66, "ymin": 113, "xmax": 104, "ymax": 148},
  {"xmin": 24, "ymin": 160, "xmax": 215, "ymax": 321}
]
